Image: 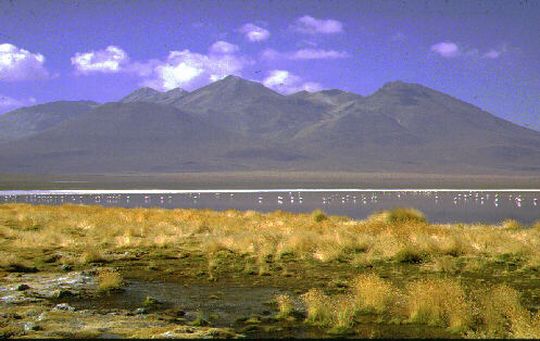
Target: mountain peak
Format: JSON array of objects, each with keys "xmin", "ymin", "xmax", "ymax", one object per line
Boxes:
[
  {"xmin": 120, "ymin": 87, "xmax": 161, "ymax": 103},
  {"xmin": 165, "ymin": 87, "xmax": 187, "ymax": 95},
  {"xmin": 379, "ymin": 81, "xmax": 452, "ymax": 97},
  {"xmin": 222, "ymin": 74, "xmax": 242, "ymax": 81},
  {"xmin": 131, "ymin": 87, "xmax": 161, "ymax": 95},
  {"xmin": 120, "ymin": 86, "xmax": 188, "ymax": 104},
  {"xmin": 215, "ymin": 75, "xmax": 264, "ymax": 88}
]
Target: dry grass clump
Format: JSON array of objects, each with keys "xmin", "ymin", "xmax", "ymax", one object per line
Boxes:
[
  {"xmin": 301, "ymin": 289, "xmax": 333, "ymax": 327},
  {"xmin": 299, "ymin": 278, "xmax": 540, "ymax": 337},
  {"xmin": 352, "ymin": 273, "xmax": 398, "ymax": 314},
  {"xmin": 394, "ymin": 246, "xmax": 429, "ymax": 264},
  {"xmin": 423, "ymin": 255, "xmax": 459, "ymax": 274},
  {"xmin": 475, "ymin": 284, "xmax": 540, "ymax": 338},
  {"xmin": 374, "ymin": 207, "xmax": 427, "ymax": 225},
  {"xmin": 329, "ymin": 295, "xmax": 356, "ymax": 334},
  {"xmin": 97, "ymin": 268, "xmax": 124, "ymax": 292},
  {"xmin": 1, "ymin": 204, "xmax": 540, "ymax": 273},
  {"xmin": 0, "ymin": 253, "xmax": 36, "ymax": 272},
  {"xmin": 500, "ymin": 219, "xmax": 522, "ymax": 230},
  {"xmin": 311, "ymin": 209, "xmax": 328, "ymax": 223},
  {"xmin": 301, "ymin": 289, "xmax": 356, "ymax": 333},
  {"xmin": 405, "ymin": 278, "xmax": 471, "ymax": 331},
  {"xmin": 275, "ymin": 294, "xmax": 294, "ymax": 319},
  {"xmin": 80, "ymin": 249, "xmax": 108, "ymax": 264}
]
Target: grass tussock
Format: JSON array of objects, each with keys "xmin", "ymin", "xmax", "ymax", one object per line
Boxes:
[
  {"xmin": 404, "ymin": 278, "xmax": 471, "ymax": 330},
  {"xmin": 301, "ymin": 289, "xmax": 356, "ymax": 333},
  {"xmin": 80, "ymin": 249, "xmax": 108, "ymax": 264},
  {"xmin": 311, "ymin": 209, "xmax": 328, "ymax": 223},
  {"xmin": 474, "ymin": 284, "xmax": 540, "ymax": 338},
  {"xmin": 302, "ymin": 289, "xmax": 333, "ymax": 327},
  {"xmin": 352, "ymin": 273, "xmax": 398, "ymax": 314},
  {"xmin": 97, "ymin": 268, "xmax": 124, "ymax": 292},
  {"xmin": 1, "ymin": 204, "xmax": 538, "ymax": 268},
  {"xmin": 373, "ymin": 207, "xmax": 427, "ymax": 225},
  {"xmin": 275, "ymin": 294, "xmax": 294, "ymax": 319}
]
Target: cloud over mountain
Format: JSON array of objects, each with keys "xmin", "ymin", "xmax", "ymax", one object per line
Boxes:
[
  {"xmin": 71, "ymin": 46, "xmax": 129, "ymax": 74},
  {"xmin": 0, "ymin": 43, "xmax": 49, "ymax": 81},
  {"xmin": 142, "ymin": 43, "xmax": 251, "ymax": 91},
  {"xmin": 262, "ymin": 70, "xmax": 322, "ymax": 94},
  {"xmin": 431, "ymin": 41, "xmax": 507, "ymax": 60}
]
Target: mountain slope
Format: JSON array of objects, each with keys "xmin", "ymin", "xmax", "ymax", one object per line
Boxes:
[
  {"xmin": 0, "ymin": 101, "xmax": 98, "ymax": 142},
  {"xmin": 173, "ymin": 75, "xmax": 329, "ymax": 138},
  {"xmin": 120, "ymin": 87, "xmax": 188, "ymax": 105},
  {"xmin": 0, "ymin": 77, "xmax": 539, "ymax": 174},
  {"xmin": 0, "ymin": 102, "xmax": 255, "ymax": 172},
  {"xmin": 293, "ymin": 81, "xmax": 540, "ymax": 172}
]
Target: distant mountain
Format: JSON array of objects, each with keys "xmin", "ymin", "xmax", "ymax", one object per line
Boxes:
[
  {"xmin": 0, "ymin": 101, "xmax": 98, "ymax": 143},
  {"xmin": 0, "ymin": 102, "xmax": 258, "ymax": 172},
  {"xmin": 173, "ymin": 75, "xmax": 329, "ymax": 138},
  {"xmin": 0, "ymin": 76, "xmax": 539, "ymax": 174},
  {"xmin": 293, "ymin": 81, "xmax": 540, "ymax": 172},
  {"xmin": 121, "ymin": 87, "xmax": 188, "ymax": 105}
]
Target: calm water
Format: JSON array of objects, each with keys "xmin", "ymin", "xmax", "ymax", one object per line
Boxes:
[{"xmin": 2, "ymin": 189, "xmax": 540, "ymax": 224}]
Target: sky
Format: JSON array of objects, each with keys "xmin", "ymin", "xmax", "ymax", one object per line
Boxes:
[{"xmin": 0, "ymin": 0, "xmax": 539, "ymax": 129}]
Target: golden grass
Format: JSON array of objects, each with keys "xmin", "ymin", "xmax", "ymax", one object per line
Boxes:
[
  {"xmin": 300, "ymin": 277, "xmax": 540, "ymax": 337},
  {"xmin": 352, "ymin": 273, "xmax": 398, "ymax": 314},
  {"xmin": 405, "ymin": 278, "xmax": 471, "ymax": 330},
  {"xmin": 1, "ymin": 204, "xmax": 539, "ymax": 268},
  {"xmin": 474, "ymin": 284, "xmax": 540, "ymax": 338},
  {"xmin": 97, "ymin": 268, "xmax": 124, "ymax": 292},
  {"xmin": 302, "ymin": 288, "xmax": 333, "ymax": 327},
  {"xmin": 2, "ymin": 204, "xmax": 540, "ymax": 338}
]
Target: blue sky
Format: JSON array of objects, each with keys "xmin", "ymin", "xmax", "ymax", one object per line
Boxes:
[{"xmin": 0, "ymin": 0, "xmax": 539, "ymax": 129}]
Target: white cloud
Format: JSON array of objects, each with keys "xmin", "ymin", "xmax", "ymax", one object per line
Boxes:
[
  {"xmin": 431, "ymin": 41, "xmax": 507, "ymax": 60},
  {"xmin": 71, "ymin": 42, "xmax": 251, "ymax": 90},
  {"xmin": 261, "ymin": 48, "xmax": 349, "ymax": 60},
  {"xmin": 71, "ymin": 45, "xmax": 129, "ymax": 74},
  {"xmin": 209, "ymin": 41, "xmax": 239, "ymax": 54},
  {"xmin": 239, "ymin": 23, "xmax": 270, "ymax": 42},
  {"xmin": 0, "ymin": 43, "xmax": 49, "ymax": 81},
  {"xmin": 482, "ymin": 46, "xmax": 507, "ymax": 59},
  {"xmin": 142, "ymin": 48, "xmax": 251, "ymax": 90},
  {"xmin": 430, "ymin": 41, "xmax": 460, "ymax": 58},
  {"xmin": 262, "ymin": 70, "xmax": 322, "ymax": 94},
  {"xmin": 290, "ymin": 48, "xmax": 349, "ymax": 60},
  {"xmin": 292, "ymin": 15, "xmax": 344, "ymax": 34}
]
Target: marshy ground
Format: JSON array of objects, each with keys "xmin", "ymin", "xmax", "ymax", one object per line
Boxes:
[{"xmin": 1, "ymin": 204, "xmax": 540, "ymax": 338}]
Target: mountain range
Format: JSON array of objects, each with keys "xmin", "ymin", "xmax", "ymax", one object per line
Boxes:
[{"xmin": 0, "ymin": 75, "xmax": 539, "ymax": 174}]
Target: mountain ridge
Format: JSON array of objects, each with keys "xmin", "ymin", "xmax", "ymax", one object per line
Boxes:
[{"xmin": 0, "ymin": 76, "xmax": 539, "ymax": 174}]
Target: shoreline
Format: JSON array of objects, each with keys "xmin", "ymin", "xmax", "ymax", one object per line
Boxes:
[{"xmin": 2, "ymin": 188, "xmax": 540, "ymax": 195}]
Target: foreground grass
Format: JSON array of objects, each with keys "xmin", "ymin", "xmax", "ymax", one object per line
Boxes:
[{"xmin": 1, "ymin": 204, "xmax": 540, "ymax": 338}]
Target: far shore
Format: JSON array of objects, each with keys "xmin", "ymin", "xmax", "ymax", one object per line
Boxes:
[
  {"xmin": 2, "ymin": 188, "xmax": 540, "ymax": 196},
  {"xmin": 2, "ymin": 171, "xmax": 540, "ymax": 190}
]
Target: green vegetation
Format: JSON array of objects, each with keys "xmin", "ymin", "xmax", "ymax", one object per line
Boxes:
[{"xmin": 1, "ymin": 203, "xmax": 540, "ymax": 338}]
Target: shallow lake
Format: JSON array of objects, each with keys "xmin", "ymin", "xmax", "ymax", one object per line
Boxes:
[{"xmin": 2, "ymin": 189, "xmax": 540, "ymax": 224}]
